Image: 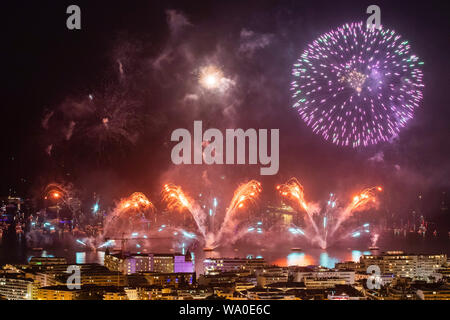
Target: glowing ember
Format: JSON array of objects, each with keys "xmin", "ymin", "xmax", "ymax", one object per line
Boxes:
[{"xmin": 199, "ymin": 65, "xmax": 223, "ymax": 89}]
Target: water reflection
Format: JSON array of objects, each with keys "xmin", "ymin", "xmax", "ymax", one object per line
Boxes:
[
  {"xmin": 97, "ymin": 251, "xmax": 105, "ymax": 265},
  {"xmin": 17, "ymin": 246, "xmax": 372, "ymax": 271},
  {"xmin": 41, "ymin": 250, "xmax": 54, "ymax": 258},
  {"xmin": 351, "ymin": 250, "xmax": 372, "ymax": 262},
  {"xmin": 4, "ymin": 229, "xmax": 450, "ymax": 271},
  {"xmin": 22, "ymin": 250, "xmax": 105, "ymax": 265},
  {"xmin": 287, "ymin": 252, "xmax": 311, "ymax": 266},
  {"xmin": 76, "ymin": 252, "xmax": 86, "ymax": 264},
  {"xmin": 200, "ymin": 248, "xmax": 358, "ymax": 270},
  {"xmin": 319, "ymin": 252, "xmax": 340, "ymax": 269},
  {"xmin": 75, "ymin": 251, "xmax": 105, "ymax": 265}
]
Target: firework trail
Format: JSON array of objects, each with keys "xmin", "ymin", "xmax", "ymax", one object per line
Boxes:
[
  {"xmin": 43, "ymin": 183, "xmax": 74, "ymax": 200},
  {"xmin": 42, "ymin": 85, "xmax": 142, "ymax": 157},
  {"xmin": 83, "ymin": 89, "xmax": 141, "ymax": 151},
  {"xmin": 279, "ymin": 178, "xmax": 382, "ymax": 249},
  {"xmin": 329, "ymin": 187, "xmax": 378, "ymax": 237},
  {"xmin": 291, "ymin": 22, "xmax": 424, "ymax": 147},
  {"xmin": 42, "ymin": 182, "xmax": 82, "ymax": 217},
  {"xmin": 340, "ymin": 223, "xmax": 371, "ymax": 240},
  {"xmin": 162, "ymin": 184, "xmax": 208, "ymax": 239},
  {"xmin": 162, "ymin": 180, "xmax": 262, "ymax": 248},
  {"xmin": 371, "ymin": 233, "xmax": 380, "ymax": 247},
  {"xmin": 276, "ymin": 178, "xmax": 321, "ymax": 239},
  {"xmin": 119, "ymin": 192, "xmax": 154, "ymax": 211},
  {"xmin": 102, "ymin": 192, "xmax": 155, "ymax": 238},
  {"xmin": 214, "ymin": 180, "xmax": 262, "ymax": 247},
  {"xmin": 29, "ymin": 183, "xmax": 84, "ymax": 249}
]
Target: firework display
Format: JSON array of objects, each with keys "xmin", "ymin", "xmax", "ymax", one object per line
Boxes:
[
  {"xmin": 83, "ymin": 90, "xmax": 141, "ymax": 150},
  {"xmin": 199, "ymin": 65, "xmax": 224, "ymax": 89},
  {"xmin": 291, "ymin": 22, "xmax": 424, "ymax": 147},
  {"xmin": 70, "ymin": 178, "xmax": 379, "ymax": 251},
  {"xmin": 161, "ymin": 181, "xmax": 262, "ymax": 249},
  {"xmin": 214, "ymin": 180, "xmax": 262, "ymax": 246},
  {"xmin": 198, "ymin": 65, "xmax": 234, "ymax": 93},
  {"xmin": 3, "ymin": 0, "xmax": 448, "ymax": 305},
  {"xmin": 42, "ymin": 183, "xmax": 82, "ymax": 219},
  {"xmin": 102, "ymin": 192, "xmax": 155, "ymax": 238},
  {"xmin": 279, "ymin": 178, "xmax": 382, "ymax": 249},
  {"xmin": 42, "ymin": 86, "xmax": 142, "ymax": 158},
  {"xmin": 162, "ymin": 184, "xmax": 208, "ymax": 239},
  {"xmin": 22, "ymin": 178, "xmax": 387, "ymax": 254}
]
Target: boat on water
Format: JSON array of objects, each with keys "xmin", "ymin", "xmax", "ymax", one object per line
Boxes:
[
  {"xmin": 291, "ymin": 248, "xmax": 303, "ymax": 252},
  {"xmin": 369, "ymin": 246, "xmax": 380, "ymax": 251}
]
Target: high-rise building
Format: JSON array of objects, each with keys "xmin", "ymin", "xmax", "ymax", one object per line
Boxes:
[
  {"xmin": 29, "ymin": 257, "xmax": 67, "ymax": 266},
  {"xmin": 256, "ymin": 267, "xmax": 289, "ymax": 287},
  {"xmin": 104, "ymin": 252, "xmax": 193, "ymax": 275},
  {"xmin": 124, "ymin": 254, "xmax": 153, "ymax": 275},
  {"xmin": 360, "ymin": 252, "xmax": 447, "ymax": 281},
  {"xmin": 36, "ymin": 286, "xmax": 77, "ymax": 300},
  {"xmin": 142, "ymin": 272, "xmax": 195, "ymax": 287},
  {"xmin": 203, "ymin": 257, "xmax": 267, "ymax": 275},
  {"xmin": 290, "ymin": 267, "xmax": 355, "ymax": 286},
  {"xmin": 174, "ymin": 254, "xmax": 194, "ymax": 273},
  {"xmin": 0, "ymin": 273, "xmax": 34, "ymax": 300},
  {"xmin": 104, "ymin": 252, "xmax": 124, "ymax": 273},
  {"xmin": 153, "ymin": 254, "xmax": 175, "ymax": 273}
]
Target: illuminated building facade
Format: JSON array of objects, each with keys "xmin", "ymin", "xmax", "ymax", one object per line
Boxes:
[
  {"xmin": 203, "ymin": 257, "xmax": 267, "ymax": 275},
  {"xmin": 291, "ymin": 268, "xmax": 355, "ymax": 285},
  {"xmin": 416, "ymin": 285, "xmax": 450, "ymax": 300},
  {"xmin": 360, "ymin": 252, "xmax": 447, "ymax": 281},
  {"xmin": 0, "ymin": 273, "xmax": 34, "ymax": 300},
  {"xmin": 29, "ymin": 257, "xmax": 67, "ymax": 266},
  {"xmin": 37, "ymin": 286, "xmax": 76, "ymax": 300},
  {"xmin": 256, "ymin": 267, "xmax": 289, "ymax": 287},
  {"xmin": 104, "ymin": 252, "xmax": 193, "ymax": 274},
  {"xmin": 142, "ymin": 272, "xmax": 195, "ymax": 287},
  {"xmin": 153, "ymin": 254, "xmax": 175, "ymax": 273},
  {"xmin": 124, "ymin": 254, "xmax": 152, "ymax": 275}
]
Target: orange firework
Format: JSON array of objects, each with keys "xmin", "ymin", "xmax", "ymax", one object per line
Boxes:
[
  {"xmin": 103, "ymin": 192, "xmax": 154, "ymax": 237},
  {"xmin": 44, "ymin": 190, "xmax": 61, "ymax": 200},
  {"xmin": 349, "ymin": 187, "xmax": 381, "ymax": 212},
  {"xmin": 277, "ymin": 178, "xmax": 321, "ymax": 238},
  {"xmin": 214, "ymin": 180, "xmax": 262, "ymax": 246},
  {"xmin": 119, "ymin": 192, "xmax": 154, "ymax": 213},
  {"xmin": 162, "ymin": 184, "xmax": 193, "ymax": 212},
  {"xmin": 161, "ymin": 183, "xmax": 208, "ymax": 237},
  {"xmin": 277, "ymin": 178, "xmax": 309, "ymax": 211},
  {"xmin": 329, "ymin": 186, "xmax": 382, "ymax": 237},
  {"xmin": 227, "ymin": 180, "xmax": 262, "ymax": 213},
  {"xmin": 43, "ymin": 183, "xmax": 68, "ymax": 201}
]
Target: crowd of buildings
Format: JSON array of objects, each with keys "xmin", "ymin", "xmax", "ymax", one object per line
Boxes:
[{"xmin": 0, "ymin": 250, "xmax": 449, "ymax": 300}]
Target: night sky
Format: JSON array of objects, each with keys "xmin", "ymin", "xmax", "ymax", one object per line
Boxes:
[{"xmin": 2, "ymin": 1, "xmax": 449, "ymax": 224}]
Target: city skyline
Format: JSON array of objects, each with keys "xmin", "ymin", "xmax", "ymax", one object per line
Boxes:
[{"xmin": 1, "ymin": 0, "xmax": 449, "ymax": 305}]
